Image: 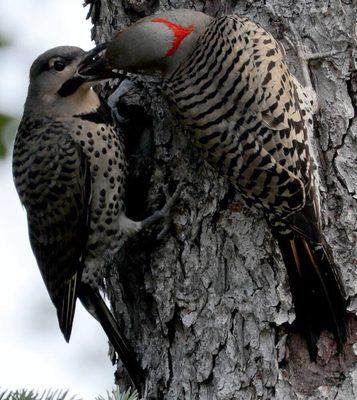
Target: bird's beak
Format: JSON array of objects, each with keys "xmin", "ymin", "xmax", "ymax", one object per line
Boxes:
[
  {"xmin": 58, "ymin": 43, "xmax": 123, "ymax": 97},
  {"xmin": 77, "ymin": 43, "xmax": 121, "ymax": 80}
]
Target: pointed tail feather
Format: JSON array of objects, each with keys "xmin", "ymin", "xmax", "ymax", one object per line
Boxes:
[
  {"xmin": 277, "ymin": 235, "xmax": 347, "ymax": 360},
  {"xmin": 56, "ymin": 273, "xmax": 80, "ymax": 342},
  {"xmin": 78, "ymin": 284, "xmax": 144, "ymax": 391}
]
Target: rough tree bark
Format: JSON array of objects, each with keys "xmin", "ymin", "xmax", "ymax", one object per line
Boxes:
[{"xmin": 86, "ymin": 1, "xmax": 356, "ymax": 399}]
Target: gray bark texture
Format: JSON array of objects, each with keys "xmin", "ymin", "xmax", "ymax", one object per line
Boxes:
[{"xmin": 86, "ymin": 0, "xmax": 357, "ymax": 399}]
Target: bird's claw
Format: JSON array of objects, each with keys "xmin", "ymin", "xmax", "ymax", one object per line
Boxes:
[
  {"xmin": 139, "ymin": 180, "xmax": 184, "ymax": 236},
  {"xmin": 155, "ymin": 180, "xmax": 184, "ymax": 239},
  {"xmin": 285, "ymin": 25, "xmax": 339, "ymax": 62},
  {"xmin": 284, "ymin": 22, "xmax": 339, "ymax": 89},
  {"xmin": 159, "ymin": 181, "xmax": 184, "ymax": 219},
  {"xmin": 107, "ymin": 78, "xmax": 131, "ymax": 125}
]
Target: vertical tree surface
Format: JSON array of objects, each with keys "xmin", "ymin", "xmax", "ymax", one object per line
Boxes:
[{"xmin": 86, "ymin": 1, "xmax": 356, "ymax": 399}]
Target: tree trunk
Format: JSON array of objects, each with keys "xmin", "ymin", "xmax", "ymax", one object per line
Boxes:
[{"xmin": 87, "ymin": 1, "xmax": 356, "ymax": 399}]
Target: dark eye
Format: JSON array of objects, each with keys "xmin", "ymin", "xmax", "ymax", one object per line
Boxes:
[{"xmin": 53, "ymin": 60, "xmax": 65, "ymax": 71}]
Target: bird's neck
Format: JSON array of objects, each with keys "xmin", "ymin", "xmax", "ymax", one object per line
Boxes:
[{"xmin": 25, "ymin": 85, "xmax": 101, "ymax": 118}]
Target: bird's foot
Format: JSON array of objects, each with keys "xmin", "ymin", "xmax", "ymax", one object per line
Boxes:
[
  {"xmin": 284, "ymin": 22, "xmax": 340, "ymax": 89},
  {"xmin": 140, "ymin": 180, "xmax": 184, "ymax": 239},
  {"xmin": 107, "ymin": 78, "xmax": 132, "ymax": 125}
]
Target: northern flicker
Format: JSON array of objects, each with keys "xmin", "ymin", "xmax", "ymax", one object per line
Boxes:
[
  {"xmin": 13, "ymin": 46, "xmax": 181, "ymax": 388},
  {"xmin": 77, "ymin": 10, "xmax": 348, "ymax": 359}
]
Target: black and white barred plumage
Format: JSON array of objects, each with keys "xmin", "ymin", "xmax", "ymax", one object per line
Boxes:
[{"xmin": 83, "ymin": 9, "xmax": 348, "ymax": 359}]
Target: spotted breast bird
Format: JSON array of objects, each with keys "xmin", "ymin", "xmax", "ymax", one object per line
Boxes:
[
  {"xmin": 76, "ymin": 9, "xmax": 347, "ymax": 360},
  {"xmin": 13, "ymin": 45, "xmax": 181, "ymax": 388}
]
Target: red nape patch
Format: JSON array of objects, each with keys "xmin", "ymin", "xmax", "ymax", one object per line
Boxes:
[{"xmin": 151, "ymin": 18, "xmax": 194, "ymax": 57}]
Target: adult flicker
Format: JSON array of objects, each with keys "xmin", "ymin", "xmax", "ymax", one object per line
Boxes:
[
  {"xmin": 77, "ymin": 9, "xmax": 347, "ymax": 359},
  {"xmin": 13, "ymin": 46, "xmax": 181, "ymax": 388}
]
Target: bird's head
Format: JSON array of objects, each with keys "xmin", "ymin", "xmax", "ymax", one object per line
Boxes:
[
  {"xmin": 25, "ymin": 46, "xmax": 118, "ymax": 115},
  {"xmin": 78, "ymin": 10, "xmax": 212, "ymax": 78}
]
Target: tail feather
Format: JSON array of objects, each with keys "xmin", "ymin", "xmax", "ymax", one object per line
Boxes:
[
  {"xmin": 56, "ymin": 273, "xmax": 80, "ymax": 342},
  {"xmin": 277, "ymin": 235, "xmax": 347, "ymax": 359},
  {"xmin": 78, "ymin": 284, "xmax": 144, "ymax": 390}
]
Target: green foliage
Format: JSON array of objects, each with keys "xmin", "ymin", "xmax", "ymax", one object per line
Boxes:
[
  {"xmin": 96, "ymin": 387, "xmax": 138, "ymax": 400},
  {"xmin": 0, "ymin": 35, "xmax": 14, "ymax": 158},
  {"xmin": 0, "ymin": 387, "xmax": 139, "ymax": 400},
  {"xmin": 0, "ymin": 36, "xmax": 10, "ymax": 48},
  {"xmin": 0, "ymin": 113, "xmax": 14, "ymax": 158},
  {"xmin": 0, "ymin": 389, "xmax": 77, "ymax": 400}
]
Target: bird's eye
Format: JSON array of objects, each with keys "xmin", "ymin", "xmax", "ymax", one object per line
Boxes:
[{"xmin": 53, "ymin": 61, "xmax": 66, "ymax": 71}]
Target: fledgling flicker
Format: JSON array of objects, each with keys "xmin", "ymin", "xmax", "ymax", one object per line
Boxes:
[
  {"xmin": 13, "ymin": 46, "xmax": 181, "ymax": 388},
  {"xmin": 77, "ymin": 9, "xmax": 347, "ymax": 359}
]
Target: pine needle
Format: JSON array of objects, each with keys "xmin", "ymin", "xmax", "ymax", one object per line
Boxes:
[
  {"xmin": 96, "ymin": 386, "xmax": 138, "ymax": 400},
  {"xmin": 0, "ymin": 389, "xmax": 78, "ymax": 400}
]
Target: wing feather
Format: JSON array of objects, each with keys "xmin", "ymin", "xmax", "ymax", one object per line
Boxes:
[{"xmin": 15, "ymin": 122, "xmax": 91, "ymax": 340}]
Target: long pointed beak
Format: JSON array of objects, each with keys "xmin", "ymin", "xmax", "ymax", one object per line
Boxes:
[
  {"xmin": 77, "ymin": 43, "xmax": 120, "ymax": 80},
  {"xmin": 58, "ymin": 43, "xmax": 123, "ymax": 97}
]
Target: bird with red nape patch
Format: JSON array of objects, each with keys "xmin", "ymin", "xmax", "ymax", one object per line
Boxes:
[{"xmin": 77, "ymin": 8, "xmax": 349, "ymax": 362}]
